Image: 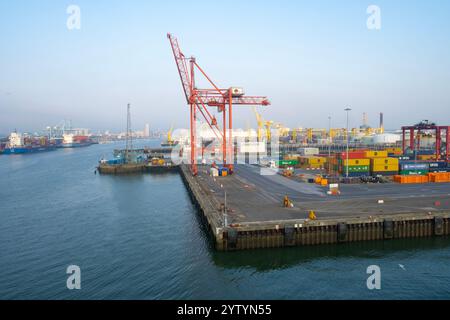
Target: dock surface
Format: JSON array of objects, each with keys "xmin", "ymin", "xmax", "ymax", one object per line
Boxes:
[{"xmin": 180, "ymin": 164, "xmax": 450, "ymax": 250}]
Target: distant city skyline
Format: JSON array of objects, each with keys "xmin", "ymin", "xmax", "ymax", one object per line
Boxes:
[{"xmin": 1, "ymin": 1, "xmax": 449, "ymax": 133}]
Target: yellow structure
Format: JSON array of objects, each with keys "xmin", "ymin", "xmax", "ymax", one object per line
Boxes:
[
  {"xmin": 264, "ymin": 121, "xmax": 273, "ymax": 141},
  {"xmin": 167, "ymin": 124, "xmax": 174, "ymax": 144}
]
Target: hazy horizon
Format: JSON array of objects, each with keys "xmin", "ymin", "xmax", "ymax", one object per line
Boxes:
[{"xmin": 1, "ymin": 0, "xmax": 449, "ymax": 134}]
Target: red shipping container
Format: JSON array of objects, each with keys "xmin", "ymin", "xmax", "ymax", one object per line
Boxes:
[
  {"xmin": 73, "ymin": 135, "xmax": 89, "ymax": 142},
  {"xmin": 337, "ymin": 151, "xmax": 366, "ymax": 159}
]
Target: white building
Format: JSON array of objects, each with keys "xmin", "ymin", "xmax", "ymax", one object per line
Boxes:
[{"xmin": 144, "ymin": 124, "xmax": 150, "ymax": 137}]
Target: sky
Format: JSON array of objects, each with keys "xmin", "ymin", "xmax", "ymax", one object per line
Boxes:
[{"xmin": 0, "ymin": 0, "xmax": 449, "ymax": 134}]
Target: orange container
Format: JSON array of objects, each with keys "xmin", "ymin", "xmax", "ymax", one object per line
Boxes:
[
  {"xmin": 394, "ymin": 175, "xmax": 429, "ymax": 184},
  {"xmin": 428, "ymin": 172, "xmax": 450, "ymax": 183}
]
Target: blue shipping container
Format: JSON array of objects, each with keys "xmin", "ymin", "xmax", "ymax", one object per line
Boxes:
[
  {"xmin": 428, "ymin": 161, "xmax": 448, "ymax": 169},
  {"xmin": 399, "ymin": 162, "xmax": 429, "ymax": 170}
]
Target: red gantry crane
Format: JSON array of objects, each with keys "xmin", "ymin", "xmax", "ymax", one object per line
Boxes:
[{"xmin": 167, "ymin": 33, "xmax": 270, "ymax": 176}]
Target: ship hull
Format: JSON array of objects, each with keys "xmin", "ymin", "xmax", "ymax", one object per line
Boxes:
[
  {"xmin": 61, "ymin": 142, "xmax": 93, "ymax": 148},
  {"xmin": 2, "ymin": 146, "xmax": 57, "ymax": 154}
]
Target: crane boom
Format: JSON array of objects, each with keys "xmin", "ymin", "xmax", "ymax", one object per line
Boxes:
[
  {"xmin": 167, "ymin": 33, "xmax": 192, "ymax": 104},
  {"xmin": 167, "ymin": 32, "xmax": 270, "ymax": 175}
]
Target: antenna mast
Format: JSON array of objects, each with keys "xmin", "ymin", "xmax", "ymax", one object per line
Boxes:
[{"xmin": 126, "ymin": 103, "xmax": 133, "ymax": 160}]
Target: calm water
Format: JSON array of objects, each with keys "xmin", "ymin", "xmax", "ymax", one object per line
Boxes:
[{"xmin": 0, "ymin": 140, "xmax": 449, "ymax": 300}]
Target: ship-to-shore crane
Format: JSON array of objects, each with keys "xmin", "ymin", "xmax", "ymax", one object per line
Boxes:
[{"xmin": 167, "ymin": 33, "xmax": 270, "ymax": 175}]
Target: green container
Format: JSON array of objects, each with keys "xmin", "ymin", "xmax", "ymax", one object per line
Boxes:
[
  {"xmin": 340, "ymin": 165, "xmax": 370, "ymax": 172},
  {"xmin": 399, "ymin": 170, "xmax": 428, "ymax": 175},
  {"xmin": 278, "ymin": 160, "xmax": 298, "ymax": 166}
]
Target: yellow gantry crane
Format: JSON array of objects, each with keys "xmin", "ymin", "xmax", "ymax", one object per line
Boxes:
[
  {"xmin": 252, "ymin": 106, "xmax": 264, "ymax": 141},
  {"xmin": 167, "ymin": 124, "xmax": 174, "ymax": 145},
  {"xmin": 265, "ymin": 121, "xmax": 273, "ymax": 140}
]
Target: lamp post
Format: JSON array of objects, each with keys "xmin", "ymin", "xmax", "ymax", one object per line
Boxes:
[
  {"xmin": 328, "ymin": 116, "xmax": 332, "ymax": 158},
  {"xmin": 344, "ymin": 107, "xmax": 352, "ymax": 178}
]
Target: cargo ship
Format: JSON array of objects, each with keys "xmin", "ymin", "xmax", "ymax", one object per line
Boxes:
[
  {"xmin": 2, "ymin": 132, "xmax": 57, "ymax": 154},
  {"xmin": 61, "ymin": 134, "xmax": 94, "ymax": 148}
]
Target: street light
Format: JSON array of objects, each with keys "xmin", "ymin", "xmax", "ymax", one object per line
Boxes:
[
  {"xmin": 328, "ymin": 116, "xmax": 332, "ymax": 158},
  {"xmin": 344, "ymin": 107, "xmax": 352, "ymax": 178}
]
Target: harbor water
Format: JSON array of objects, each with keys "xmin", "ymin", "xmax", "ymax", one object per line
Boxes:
[{"xmin": 0, "ymin": 140, "xmax": 449, "ymax": 299}]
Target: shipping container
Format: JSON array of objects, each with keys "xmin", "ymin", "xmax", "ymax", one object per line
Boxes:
[
  {"xmin": 417, "ymin": 155, "xmax": 437, "ymax": 161},
  {"xmin": 342, "ymin": 158, "xmax": 370, "ymax": 166},
  {"xmin": 429, "ymin": 168, "xmax": 450, "ymax": 173},
  {"xmin": 337, "ymin": 151, "xmax": 366, "ymax": 159},
  {"xmin": 399, "ymin": 170, "xmax": 429, "ymax": 175},
  {"xmin": 340, "ymin": 165, "xmax": 370, "ymax": 172},
  {"xmin": 277, "ymin": 160, "xmax": 299, "ymax": 166},
  {"xmin": 370, "ymin": 157, "xmax": 399, "ymax": 166},
  {"xmin": 372, "ymin": 164, "xmax": 398, "ymax": 172},
  {"xmin": 428, "ymin": 172, "xmax": 450, "ymax": 183},
  {"xmin": 298, "ymin": 148, "xmax": 320, "ymax": 156},
  {"xmin": 399, "ymin": 162, "xmax": 429, "ymax": 171},
  {"xmin": 394, "ymin": 175, "xmax": 429, "ymax": 184},
  {"xmin": 428, "ymin": 161, "xmax": 448, "ymax": 169},
  {"xmin": 365, "ymin": 150, "xmax": 388, "ymax": 158},
  {"xmin": 385, "ymin": 147, "xmax": 402, "ymax": 154}
]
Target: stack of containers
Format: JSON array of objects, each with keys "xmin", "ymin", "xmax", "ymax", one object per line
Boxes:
[
  {"xmin": 370, "ymin": 157, "xmax": 399, "ymax": 176},
  {"xmin": 337, "ymin": 151, "xmax": 369, "ymax": 177},
  {"xmin": 340, "ymin": 158, "xmax": 370, "ymax": 177},
  {"xmin": 298, "ymin": 156, "xmax": 326, "ymax": 169},
  {"xmin": 399, "ymin": 161, "xmax": 429, "ymax": 175},
  {"xmin": 364, "ymin": 151, "xmax": 399, "ymax": 176}
]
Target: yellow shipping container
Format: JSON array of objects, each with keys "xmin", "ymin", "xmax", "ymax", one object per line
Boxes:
[
  {"xmin": 372, "ymin": 164, "xmax": 398, "ymax": 172},
  {"xmin": 371, "ymin": 157, "xmax": 399, "ymax": 166},
  {"xmin": 417, "ymin": 155, "xmax": 436, "ymax": 160},
  {"xmin": 365, "ymin": 150, "xmax": 388, "ymax": 158},
  {"xmin": 307, "ymin": 157, "xmax": 327, "ymax": 164},
  {"xmin": 343, "ymin": 158, "xmax": 370, "ymax": 166},
  {"xmin": 385, "ymin": 147, "xmax": 402, "ymax": 154}
]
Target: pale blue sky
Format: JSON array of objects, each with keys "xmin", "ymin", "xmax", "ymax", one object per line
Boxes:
[{"xmin": 0, "ymin": 0, "xmax": 449, "ymax": 133}]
